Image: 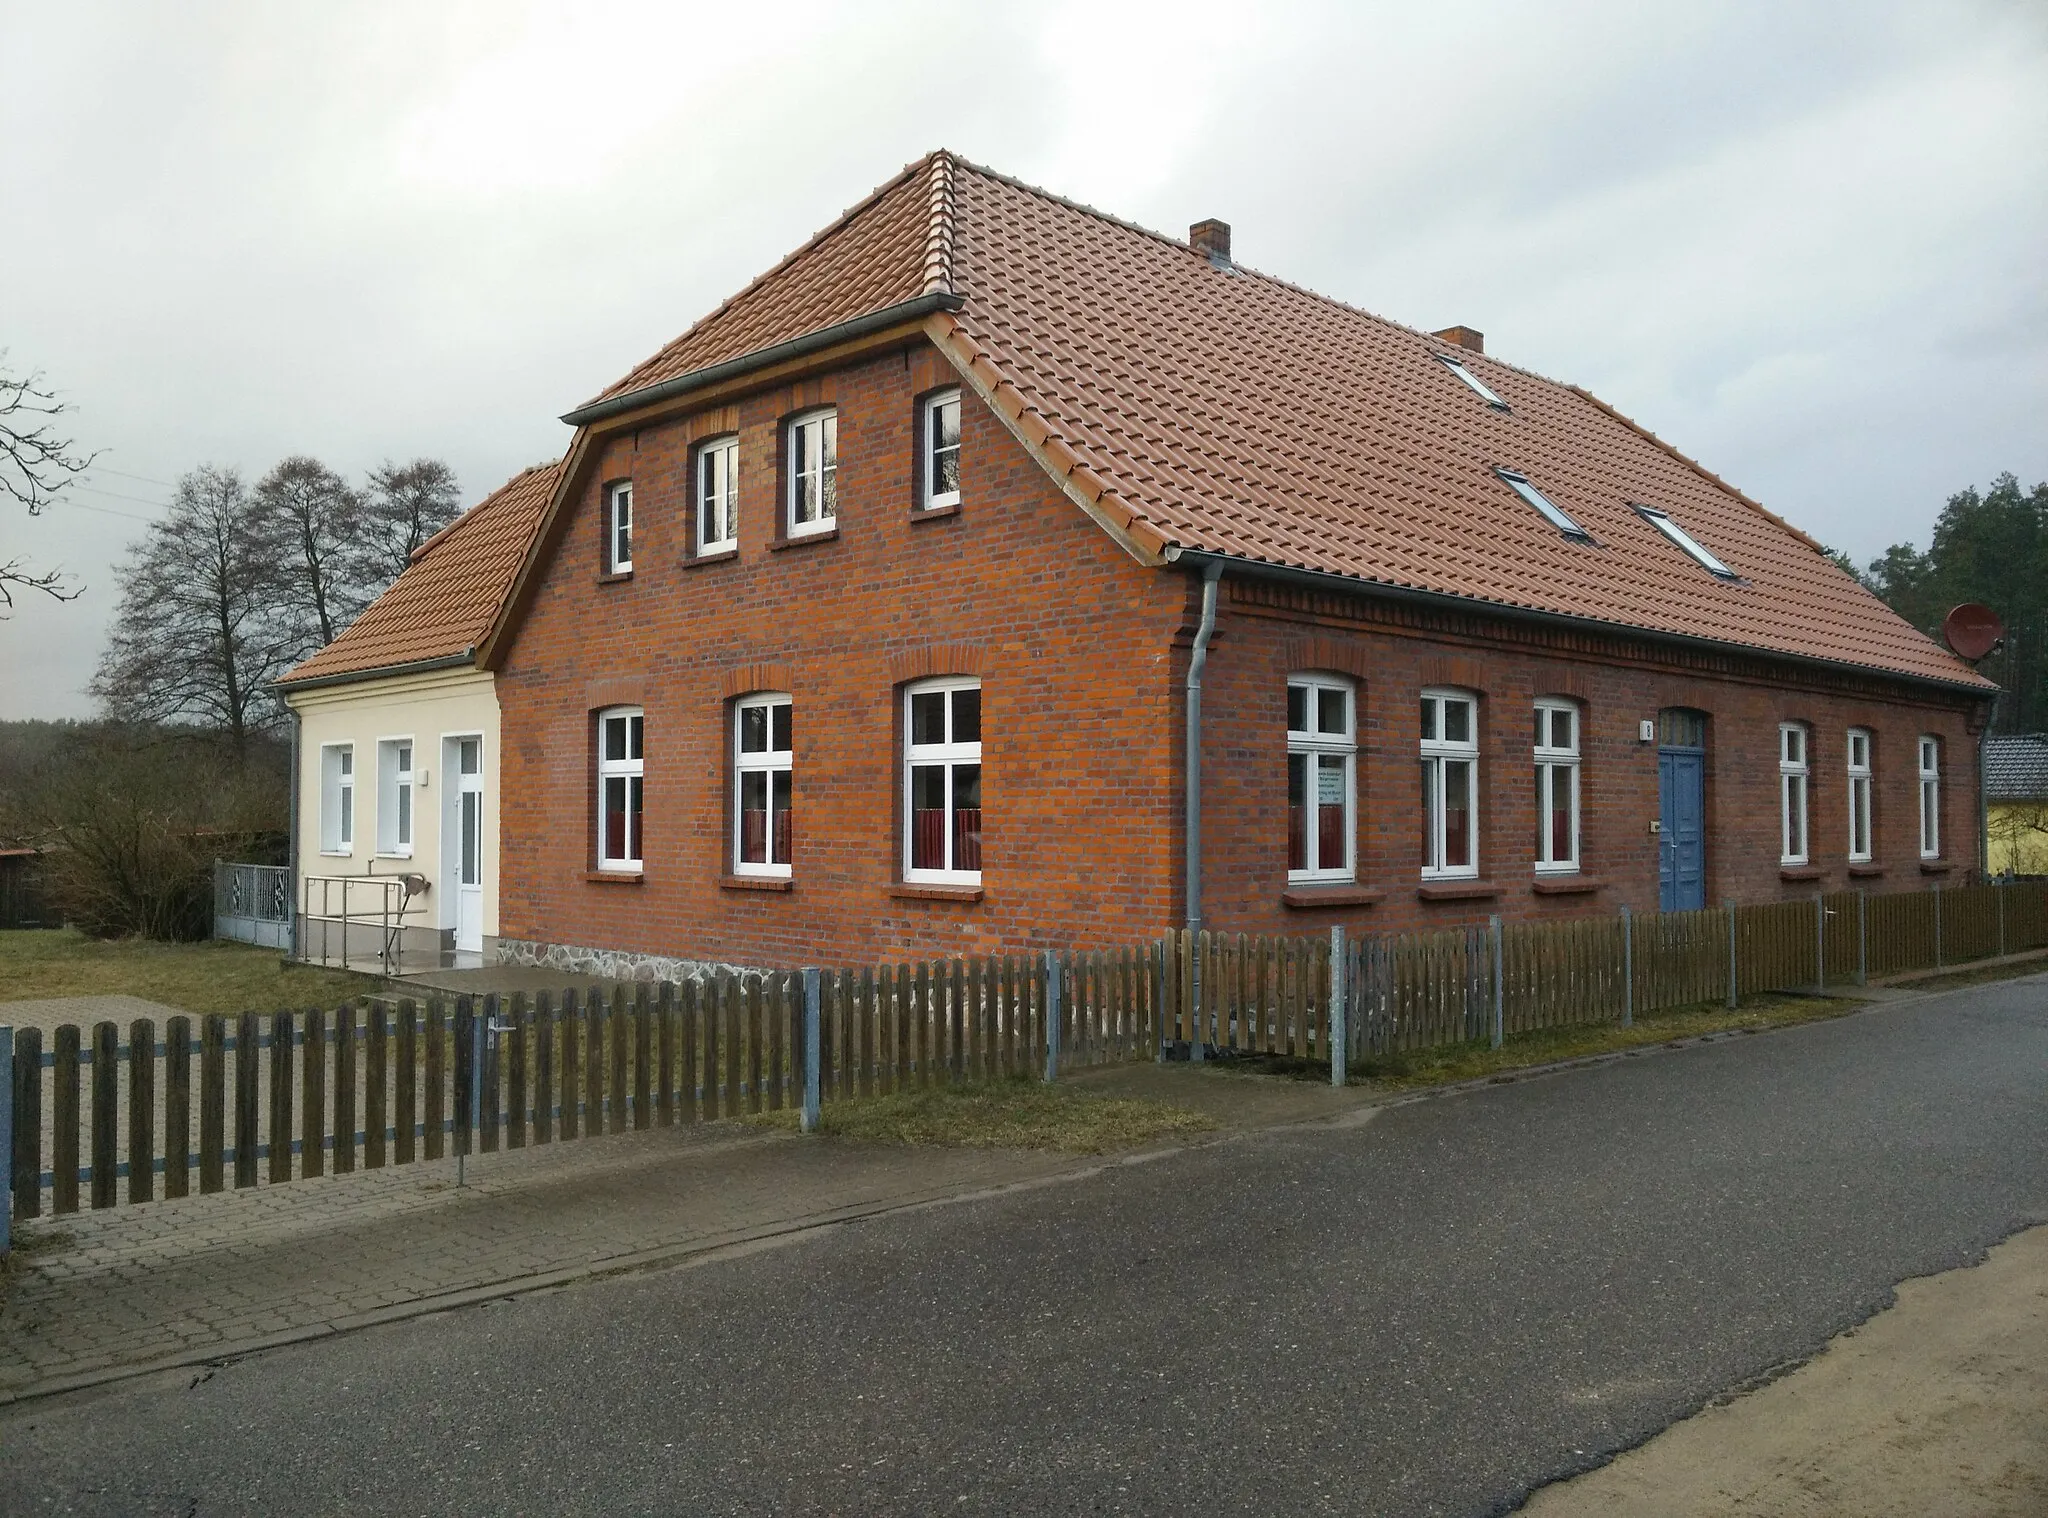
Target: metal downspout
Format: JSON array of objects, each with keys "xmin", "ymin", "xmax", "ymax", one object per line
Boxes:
[
  {"xmin": 1185, "ymin": 562, "xmax": 1223, "ymax": 932},
  {"xmin": 287, "ymin": 708, "xmax": 301, "ymax": 960},
  {"xmin": 1979, "ymin": 693, "xmax": 1998, "ymax": 880}
]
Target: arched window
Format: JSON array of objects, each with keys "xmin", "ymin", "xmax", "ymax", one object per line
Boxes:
[
  {"xmin": 1287, "ymin": 674, "xmax": 1355, "ymax": 882},
  {"xmin": 1779, "ymin": 722, "xmax": 1811, "ymax": 865},
  {"xmin": 596, "ymin": 707, "xmax": 644, "ymax": 872},
  {"xmin": 732, "ymin": 693, "xmax": 792, "ymax": 876},
  {"xmin": 1534, "ymin": 700, "xmax": 1580, "ymax": 873},
  {"xmin": 904, "ymin": 678, "xmax": 981, "ymax": 884},
  {"xmin": 1421, "ymin": 689, "xmax": 1479, "ymax": 879}
]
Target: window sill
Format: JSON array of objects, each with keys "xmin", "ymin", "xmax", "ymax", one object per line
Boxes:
[
  {"xmin": 888, "ymin": 882, "xmax": 984, "ymax": 903},
  {"xmin": 584, "ymin": 869, "xmax": 644, "ymax": 884},
  {"xmin": 1919, "ymin": 860, "xmax": 1954, "ymax": 876},
  {"xmin": 1281, "ymin": 884, "xmax": 1384, "ymax": 908},
  {"xmin": 1847, "ymin": 863, "xmax": 1885, "ymax": 879},
  {"xmin": 720, "ymin": 874, "xmax": 793, "ymax": 893},
  {"xmin": 769, "ymin": 526, "xmax": 839, "ymax": 551},
  {"xmin": 374, "ymin": 852, "xmax": 415, "ymax": 862},
  {"xmin": 911, "ymin": 502, "xmax": 961, "ymax": 522},
  {"xmin": 1417, "ymin": 879, "xmax": 1498, "ymax": 901},
  {"xmin": 597, "ymin": 569, "xmax": 634, "ymax": 585},
  {"xmin": 320, "ymin": 850, "xmax": 353, "ymax": 858},
  {"xmin": 1778, "ymin": 865, "xmax": 1823, "ymax": 882},
  {"xmin": 685, "ymin": 547, "xmax": 739, "ymax": 568},
  {"xmin": 1532, "ymin": 875, "xmax": 1602, "ymax": 895}
]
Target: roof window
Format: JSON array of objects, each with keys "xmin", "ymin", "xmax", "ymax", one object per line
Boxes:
[
  {"xmin": 1634, "ymin": 504, "xmax": 1737, "ymax": 580},
  {"xmin": 1438, "ymin": 355, "xmax": 1509, "ymax": 411},
  {"xmin": 1495, "ymin": 468, "xmax": 1590, "ymax": 542}
]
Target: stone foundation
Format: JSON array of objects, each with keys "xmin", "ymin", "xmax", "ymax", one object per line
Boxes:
[{"xmin": 496, "ymin": 936, "xmax": 758, "ymax": 983}]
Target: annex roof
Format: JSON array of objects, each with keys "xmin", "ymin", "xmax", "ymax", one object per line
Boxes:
[
  {"xmin": 573, "ymin": 152, "xmax": 1990, "ymax": 692},
  {"xmin": 1986, "ymin": 734, "xmax": 2048, "ymax": 801},
  {"xmin": 281, "ymin": 460, "xmax": 564, "ymax": 687}
]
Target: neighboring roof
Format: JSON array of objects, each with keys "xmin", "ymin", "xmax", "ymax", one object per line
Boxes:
[
  {"xmin": 281, "ymin": 461, "xmax": 564, "ymax": 687},
  {"xmin": 571, "ymin": 151, "xmax": 1990, "ymax": 692},
  {"xmin": 1987, "ymin": 735, "xmax": 2048, "ymax": 801}
]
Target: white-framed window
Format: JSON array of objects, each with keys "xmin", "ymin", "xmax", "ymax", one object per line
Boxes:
[
  {"xmin": 1287, "ymin": 675, "xmax": 1354, "ymax": 882},
  {"xmin": 733, "ymin": 694, "xmax": 793, "ymax": 877},
  {"xmin": 597, "ymin": 707, "xmax": 644, "ymax": 872},
  {"xmin": 787, "ymin": 409, "xmax": 837, "ymax": 537},
  {"xmin": 1779, "ymin": 722, "xmax": 1811, "ymax": 865},
  {"xmin": 376, "ymin": 738, "xmax": 415, "ymax": 856},
  {"xmin": 606, "ymin": 481, "xmax": 633, "ymax": 573},
  {"xmin": 697, "ymin": 435, "xmax": 738, "ymax": 554},
  {"xmin": 320, "ymin": 743, "xmax": 354, "ymax": 854},
  {"xmin": 1846, "ymin": 727, "xmax": 1873, "ymax": 863},
  {"xmin": 1436, "ymin": 355, "xmax": 1509, "ymax": 410},
  {"xmin": 1635, "ymin": 504, "xmax": 1737, "ymax": 580},
  {"xmin": 1420, "ymin": 689, "xmax": 1479, "ymax": 879},
  {"xmin": 1918, "ymin": 736, "xmax": 1941, "ymax": 859},
  {"xmin": 1534, "ymin": 700, "xmax": 1580, "ymax": 873},
  {"xmin": 922, "ymin": 389, "xmax": 961, "ymax": 510},
  {"xmin": 1495, "ymin": 468, "xmax": 1591, "ymax": 542},
  {"xmin": 904, "ymin": 678, "xmax": 981, "ymax": 884}
]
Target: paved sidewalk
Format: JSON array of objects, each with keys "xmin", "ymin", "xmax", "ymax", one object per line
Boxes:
[{"xmin": 0, "ymin": 1120, "xmax": 1099, "ymax": 1404}]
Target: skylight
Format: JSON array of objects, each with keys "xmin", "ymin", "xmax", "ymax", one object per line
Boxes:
[
  {"xmin": 1438, "ymin": 355, "xmax": 1509, "ymax": 410},
  {"xmin": 1635, "ymin": 504, "xmax": 1737, "ymax": 580},
  {"xmin": 1495, "ymin": 468, "xmax": 1590, "ymax": 541}
]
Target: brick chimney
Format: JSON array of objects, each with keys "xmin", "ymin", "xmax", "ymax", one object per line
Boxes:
[
  {"xmin": 1190, "ymin": 219, "xmax": 1232, "ymax": 266},
  {"xmin": 1433, "ymin": 325, "xmax": 1484, "ymax": 354}
]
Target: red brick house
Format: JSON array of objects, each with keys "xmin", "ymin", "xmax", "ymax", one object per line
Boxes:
[{"xmin": 477, "ymin": 151, "xmax": 1994, "ymax": 974}]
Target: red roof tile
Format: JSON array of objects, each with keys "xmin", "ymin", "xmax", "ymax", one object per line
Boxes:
[
  {"xmin": 583, "ymin": 153, "xmax": 1990, "ymax": 691},
  {"xmin": 281, "ymin": 461, "xmax": 563, "ymax": 686}
]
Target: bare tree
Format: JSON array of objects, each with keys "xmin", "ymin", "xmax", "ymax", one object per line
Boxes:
[
  {"xmin": 0, "ymin": 351, "xmax": 96, "ymax": 610},
  {"xmin": 253, "ymin": 454, "xmax": 366, "ymax": 655},
  {"xmin": 356, "ymin": 457, "xmax": 461, "ymax": 586},
  {"xmin": 91, "ymin": 466, "xmax": 297, "ymax": 758}
]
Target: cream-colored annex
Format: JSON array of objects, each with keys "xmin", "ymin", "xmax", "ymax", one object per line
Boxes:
[{"xmin": 275, "ymin": 459, "xmax": 560, "ymax": 970}]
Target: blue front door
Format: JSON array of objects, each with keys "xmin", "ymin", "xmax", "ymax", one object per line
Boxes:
[{"xmin": 1659, "ymin": 749, "xmax": 1706, "ymax": 911}]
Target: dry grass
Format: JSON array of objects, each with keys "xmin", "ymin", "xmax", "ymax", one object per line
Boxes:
[
  {"xmin": 0, "ymin": 928, "xmax": 383, "ymax": 1015},
  {"xmin": 748, "ymin": 1076, "xmax": 1216, "ymax": 1154},
  {"xmin": 1881, "ymin": 953, "xmax": 2048, "ymax": 996}
]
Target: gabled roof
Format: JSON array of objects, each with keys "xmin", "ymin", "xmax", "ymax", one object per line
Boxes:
[
  {"xmin": 1987, "ymin": 735, "xmax": 2048, "ymax": 801},
  {"xmin": 281, "ymin": 460, "xmax": 563, "ymax": 687},
  {"xmin": 560, "ymin": 151, "xmax": 1991, "ymax": 692}
]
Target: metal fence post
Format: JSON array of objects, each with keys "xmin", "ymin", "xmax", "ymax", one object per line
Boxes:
[
  {"xmin": 1857, "ymin": 890, "xmax": 1868, "ymax": 986},
  {"xmin": 801, "ymin": 969, "xmax": 822, "ymax": 1133},
  {"xmin": 1997, "ymin": 877, "xmax": 2006, "ymax": 958},
  {"xmin": 1725, "ymin": 899, "xmax": 1739, "ymax": 1009},
  {"xmin": 1329, "ymin": 926, "xmax": 1347, "ymax": 1086},
  {"xmin": 1620, "ymin": 906, "xmax": 1634, "ymax": 1028},
  {"xmin": 0, "ymin": 1026, "xmax": 12, "ymax": 1257},
  {"xmin": 1043, "ymin": 949, "xmax": 1063, "ymax": 1083},
  {"xmin": 1934, "ymin": 883, "xmax": 1944, "ymax": 969},
  {"xmin": 1489, "ymin": 915, "xmax": 1504, "ymax": 1050},
  {"xmin": 1815, "ymin": 894, "xmax": 1826, "ymax": 992}
]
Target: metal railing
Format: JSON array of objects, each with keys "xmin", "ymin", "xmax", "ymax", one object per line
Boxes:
[{"xmin": 299, "ymin": 874, "xmax": 426, "ymax": 975}]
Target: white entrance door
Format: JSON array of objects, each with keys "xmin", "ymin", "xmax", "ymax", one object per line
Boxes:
[{"xmin": 445, "ymin": 735, "xmax": 484, "ymax": 955}]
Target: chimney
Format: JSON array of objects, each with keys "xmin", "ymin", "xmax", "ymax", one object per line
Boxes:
[
  {"xmin": 1190, "ymin": 219, "xmax": 1232, "ymax": 266},
  {"xmin": 1433, "ymin": 325, "xmax": 1484, "ymax": 355}
]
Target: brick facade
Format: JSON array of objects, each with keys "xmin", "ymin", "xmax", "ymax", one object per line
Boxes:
[{"xmin": 495, "ymin": 336, "xmax": 1987, "ymax": 969}]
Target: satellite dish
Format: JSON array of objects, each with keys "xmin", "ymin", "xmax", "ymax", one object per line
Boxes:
[{"xmin": 1942, "ymin": 603, "xmax": 2005, "ymax": 662}]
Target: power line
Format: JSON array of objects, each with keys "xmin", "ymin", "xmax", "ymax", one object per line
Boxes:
[
  {"xmin": 72, "ymin": 478, "xmax": 172, "ymax": 509},
  {"xmin": 88, "ymin": 463, "xmax": 177, "ymax": 489},
  {"xmin": 58, "ymin": 498, "xmax": 157, "ymax": 525}
]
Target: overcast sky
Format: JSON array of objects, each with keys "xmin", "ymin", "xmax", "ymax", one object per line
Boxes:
[{"xmin": 3, "ymin": 1, "xmax": 2044, "ymax": 719}]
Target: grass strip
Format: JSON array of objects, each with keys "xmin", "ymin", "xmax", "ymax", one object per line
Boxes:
[
  {"xmin": 748, "ymin": 1076, "xmax": 1216, "ymax": 1154},
  {"xmin": 0, "ymin": 928, "xmax": 383, "ymax": 1014},
  {"xmin": 1880, "ymin": 954, "xmax": 2048, "ymax": 996}
]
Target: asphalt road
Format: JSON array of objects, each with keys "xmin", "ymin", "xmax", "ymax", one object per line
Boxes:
[{"xmin": 5, "ymin": 976, "xmax": 2046, "ymax": 1517}]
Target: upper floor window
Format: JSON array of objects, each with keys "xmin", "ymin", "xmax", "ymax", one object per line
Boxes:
[
  {"xmin": 1437, "ymin": 355, "xmax": 1509, "ymax": 411},
  {"xmin": 377, "ymin": 738, "xmax": 414, "ymax": 856},
  {"xmin": 923, "ymin": 389, "xmax": 962, "ymax": 510},
  {"xmin": 1495, "ymin": 468, "xmax": 1591, "ymax": 542},
  {"xmin": 697, "ymin": 436, "xmax": 738, "ymax": 554},
  {"xmin": 1534, "ymin": 700, "xmax": 1580, "ymax": 873},
  {"xmin": 787, "ymin": 410, "xmax": 837, "ymax": 537},
  {"xmin": 320, "ymin": 743, "xmax": 354, "ymax": 854},
  {"xmin": 734, "ymin": 694, "xmax": 793, "ymax": 877},
  {"xmin": 905, "ymin": 678, "xmax": 981, "ymax": 884},
  {"xmin": 1918, "ymin": 736, "xmax": 1941, "ymax": 858},
  {"xmin": 1846, "ymin": 727, "xmax": 1873, "ymax": 863},
  {"xmin": 1779, "ymin": 722, "xmax": 1810, "ymax": 865},
  {"xmin": 1287, "ymin": 675, "xmax": 1354, "ymax": 882},
  {"xmin": 597, "ymin": 707, "xmax": 644, "ymax": 873},
  {"xmin": 1635, "ymin": 504, "xmax": 1737, "ymax": 580},
  {"xmin": 1420, "ymin": 689, "xmax": 1479, "ymax": 879},
  {"xmin": 606, "ymin": 481, "xmax": 633, "ymax": 573}
]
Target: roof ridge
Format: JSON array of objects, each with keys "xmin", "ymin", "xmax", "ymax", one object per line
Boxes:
[{"xmin": 921, "ymin": 149, "xmax": 957, "ymax": 297}]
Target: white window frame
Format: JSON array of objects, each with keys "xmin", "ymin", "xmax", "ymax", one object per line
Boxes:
[
  {"xmin": 606, "ymin": 481, "xmax": 633, "ymax": 573},
  {"xmin": 1287, "ymin": 675, "xmax": 1356, "ymax": 883},
  {"xmin": 697, "ymin": 435, "xmax": 738, "ymax": 555},
  {"xmin": 320, "ymin": 743, "xmax": 354, "ymax": 855},
  {"xmin": 1779, "ymin": 722, "xmax": 1811, "ymax": 866},
  {"xmin": 1420, "ymin": 689, "xmax": 1480, "ymax": 880},
  {"xmin": 1635, "ymin": 504, "xmax": 1737, "ymax": 580},
  {"xmin": 376, "ymin": 737, "xmax": 415, "ymax": 857},
  {"xmin": 732, "ymin": 693, "xmax": 793, "ymax": 878},
  {"xmin": 903, "ymin": 677, "xmax": 982, "ymax": 886},
  {"xmin": 1846, "ymin": 727, "xmax": 1873, "ymax": 863},
  {"xmin": 1918, "ymin": 736, "xmax": 1941, "ymax": 859},
  {"xmin": 1437, "ymin": 355, "xmax": 1509, "ymax": 410},
  {"xmin": 1533, "ymin": 699, "xmax": 1581, "ymax": 874},
  {"xmin": 922, "ymin": 388, "xmax": 962, "ymax": 510},
  {"xmin": 1495, "ymin": 468, "xmax": 1591, "ymax": 541},
  {"xmin": 786, "ymin": 409, "xmax": 838, "ymax": 538},
  {"xmin": 596, "ymin": 707, "xmax": 644, "ymax": 874}
]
